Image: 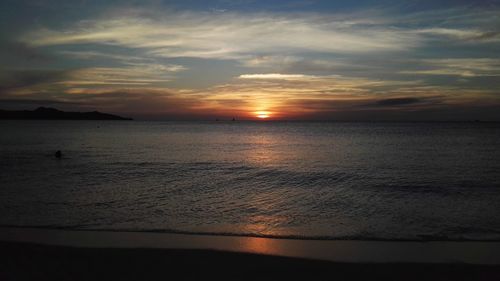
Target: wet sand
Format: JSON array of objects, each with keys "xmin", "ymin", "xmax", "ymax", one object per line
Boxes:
[{"xmin": 1, "ymin": 227, "xmax": 500, "ymax": 280}]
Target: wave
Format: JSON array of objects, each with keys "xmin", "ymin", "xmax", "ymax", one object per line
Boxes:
[{"xmin": 2, "ymin": 224, "xmax": 500, "ymax": 242}]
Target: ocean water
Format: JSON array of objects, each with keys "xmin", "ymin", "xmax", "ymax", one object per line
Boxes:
[{"xmin": 1, "ymin": 120, "xmax": 500, "ymax": 240}]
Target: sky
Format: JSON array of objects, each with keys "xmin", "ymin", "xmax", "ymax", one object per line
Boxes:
[{"xmin": 1, "ymin": 0, "xmax": 499, "ymax": 120}]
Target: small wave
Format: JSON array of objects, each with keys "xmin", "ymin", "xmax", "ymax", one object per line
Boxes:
[{"xmin": 3, "ymin": 224, "xmax": 500, "ymax": 242}]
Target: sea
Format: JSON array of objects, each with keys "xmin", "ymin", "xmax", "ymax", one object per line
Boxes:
[{"xmin": 1, "ymin": 120, "xmax": 500, "ymax": 241}]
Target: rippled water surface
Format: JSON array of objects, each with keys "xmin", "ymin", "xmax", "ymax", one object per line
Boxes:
[{"xmin": 1, "ymin": 121, "xmax": 500, "ymax": 240}]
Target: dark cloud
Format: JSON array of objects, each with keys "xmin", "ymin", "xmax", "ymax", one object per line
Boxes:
[
  {"xmin": 376, "ymin": 97, "xmax": 422, "ymax": 106},
  {"xmin": 467, "ymin": 31, "xmax": 500, "ymax": 42},
  {"xmin": 362, "ymin": 96, "xmax": 445, "ymax": 109},
  {"xmin": 0, "ymin": 69, "xmax": 67, "ymax": 92},
  {"xmin": 278, "ymin": 97, "xmax": 436, "ymax": 113},
  {"xmin": 274, "ymin": 95, "xmax": 454, "ymax": 120},
  {"xmin": 57, "ymin": 89, "xmax": 205, "ymax": 115},
  {"xmin": 280, "ymin": 100, "xmax": 500, "ymax": 121}
]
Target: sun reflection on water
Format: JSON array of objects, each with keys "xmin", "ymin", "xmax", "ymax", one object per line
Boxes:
[{"xmin": 241, "ymin": 237, "xmax": 280, "ymax": 255}]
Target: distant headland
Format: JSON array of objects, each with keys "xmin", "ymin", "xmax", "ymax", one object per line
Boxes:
[{"xmin": 0, "ymin": 107, "xmax": 132, "ymax": 120}]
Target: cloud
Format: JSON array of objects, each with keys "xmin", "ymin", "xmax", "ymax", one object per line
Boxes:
[
  {"xmin": 376, "ymin": 97, "xmax": 422, "ymax": 106},
  {"xmin": 268, "ymin": 57, "xmax": 350, "ymax": 70},
  {"xmin": 184, "ymin": 74, "xmax": 429, "ymax": 119},
  {"xmin": 238, "ymin": 73, "xmax": 320, "ymax": 80},
  {"xmin": 61, "ymin": 66, "xmax": 173, "ymax": 86},
  {"xmin": 0, "ymin": 86, "xmax": 205, "ymax": 117},
  {"xmin": 59, "ymin": 50, "xmax": 146, "ymax": 63},
  {"xmin": 240, "ymin": 55, "xmax": 300, "ymax": 68},
  {"xmin": 402, "ymin": 69, "xmax": 478, "ymax": 77},
  {"xmin": 20, "ymin": 11, "xmax": 419, "ymax": 59},
  {"xmin": 401, "ymin": 58, "xmax": 500, "ymax": 77},
  {"xmin": 0, "ymin": 70, "xmax": 68, "ymax": 93},
  {"xmin": 3, "ymin": 72, "xmax": 498, "ymax": 120},
  {"xmin": 417, "ymin": 28, "xmax": 500, "ymax": 42},
  {"xmin": 394, "ymin": 7, "xmax": 500, "ymax": 44},
  {"xmin": 0, "ymin": 63, "xmax": 186, "ymax": 101}
]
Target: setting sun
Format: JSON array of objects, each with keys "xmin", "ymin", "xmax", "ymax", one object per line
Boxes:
[{"xmin": 255, "ymin": 111, "xmax": 271, "ymax": 119}]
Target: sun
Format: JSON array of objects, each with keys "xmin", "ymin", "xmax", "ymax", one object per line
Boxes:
[{"xmin": 255, "ymin": 111, "xmax": 271, "ymax": 119}]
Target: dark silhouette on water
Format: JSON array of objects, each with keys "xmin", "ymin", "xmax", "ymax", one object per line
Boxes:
[
  {"xmin": 54, "ymin": 150, "xmax": 62, "ymax": 159},
  {"xmin": 0, "ymin": 107, "xmax": 132, "ymax": 120},
  {"xmin": 232, "ymin": 117, "xmax": 236, "ymax": 121}
]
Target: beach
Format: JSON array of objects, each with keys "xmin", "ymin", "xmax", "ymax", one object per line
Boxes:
[{"xmin": 2, "ymin": 227, "xmax": 500, "ymax": 280}]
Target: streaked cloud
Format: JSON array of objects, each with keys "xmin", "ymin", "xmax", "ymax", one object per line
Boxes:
[
  {"xmin": 59, "ymin": 66, "xmax": 172, "ymax": 86},
  {"xmin": 375, "ymin": 97, "xmax": 423, "ymax": 106},
  {"xmin": 21, "ymin": 11, "xmax": 420, "ymax": 59},
  {"xmin": 238, "ymin": 73, "xmax": 320, "ymax": 80},
  {"xmin": 401, "ymin": 58, "xmax": 500, "ymax": 77},
  {"xmin": 417, "ymin": 28, "xmax": 500, "ymax": 42}
]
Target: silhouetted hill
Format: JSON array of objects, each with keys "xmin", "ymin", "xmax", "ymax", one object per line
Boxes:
[{"xmin": 0, "ymin": 107, "xmax": 132, "ymax": 120}]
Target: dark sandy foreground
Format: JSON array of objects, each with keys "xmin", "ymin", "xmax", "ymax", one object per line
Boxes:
[{"xmin": 1, "ymin": 241, "xmax": 500, "ymax": 281}]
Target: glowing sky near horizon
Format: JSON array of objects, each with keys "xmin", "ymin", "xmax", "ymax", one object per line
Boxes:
[{"xmin": 1, "ymin": 0, "xmax": 500, "ymax": 120}]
